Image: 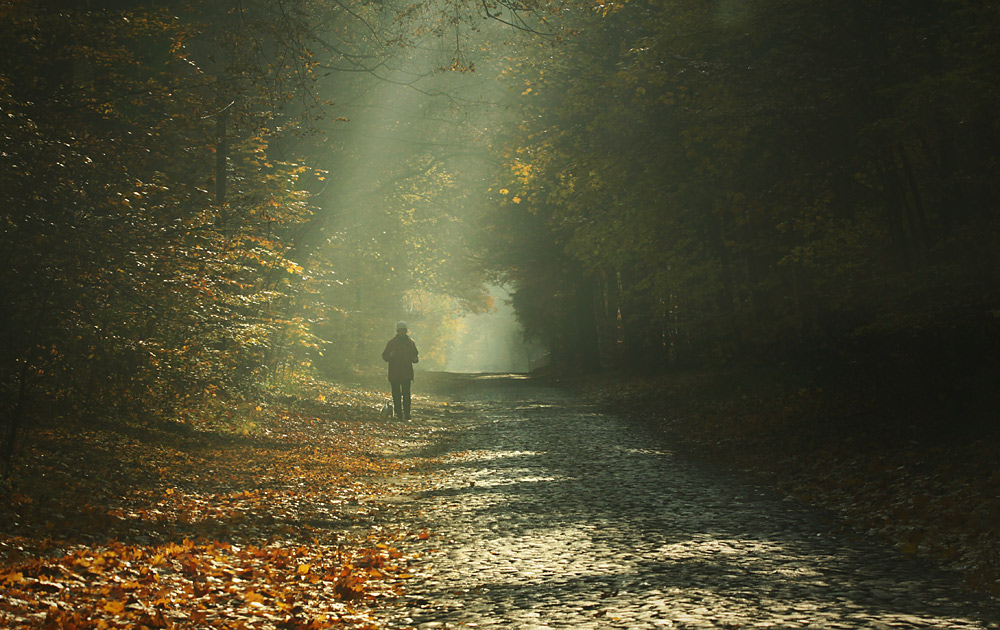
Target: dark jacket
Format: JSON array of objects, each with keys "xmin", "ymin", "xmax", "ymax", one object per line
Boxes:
[{"xmin": 382, "ymin": 333, "xmax": 419, "ymax": 382}]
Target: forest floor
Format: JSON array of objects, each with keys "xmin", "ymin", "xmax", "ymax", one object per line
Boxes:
[
  {"xmin": 582, "ymin": 366, "xmax": 1000, "ymax": 600},
  {"xmin": 0, "ymin": 384, "xmax": 449, "ymax": 629},
  {"xmin": 1, "ymin": 369, "xmax": 996, "ymax": 628}
]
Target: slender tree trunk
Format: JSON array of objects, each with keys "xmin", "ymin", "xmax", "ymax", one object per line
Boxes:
[
  {"xmin": 598, "ymin": 266, "xmax": 622, "ymax": 368},
  {"xmin": 707, "ymin": 211, "xmax": 744, "ymax": 360},
  {"xmin": 572, "ymin": 271, "xmax": 602, "ymax": 372},
  {"xmin": 215, "ymin": 105, "xmax": 229, "ymax": 227},
  {"xmin": 619, "ymin": 265, "xmax": 659, "ymax": 370},
  {"xmin": 897, "ymin": 144, "xmax": 931, "ymax": 252},
  {"xmin": 2, "ymin": 360, "xmax": 30, "ymax": 477},
  {"xmin": 875, "ymin": 152, "xmax": 915, "ymax": 270}
]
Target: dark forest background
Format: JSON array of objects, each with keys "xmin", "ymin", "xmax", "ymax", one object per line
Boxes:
[{"xmin": 493, "ymin": 1, "xmax": 1000, "ymax": 395}]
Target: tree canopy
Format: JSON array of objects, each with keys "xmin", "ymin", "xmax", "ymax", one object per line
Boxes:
[
  {"xmin": 0, "ymin": 0, "xmax": 484, "ymax": 468},
  {"xmin": 483, "ymin": 0, "xmax": 1000, "ymax": 386}
]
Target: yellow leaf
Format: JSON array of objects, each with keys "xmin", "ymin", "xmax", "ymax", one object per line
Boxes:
[
  {"xmin": 244, "ymin": 590, "xmax": 266, "ymax": 604},
  {"xmin": 298, "ymin": 563, "xmax": 312, "ymax": 574},
  {"xmin": 2, "ymin": 572, "xmax": 24, "ymax": 584}
]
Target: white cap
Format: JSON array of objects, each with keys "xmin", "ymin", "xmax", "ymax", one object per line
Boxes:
[{"xmin": 396, "ymin": 321, "xmax": 408, "ymax": 332}]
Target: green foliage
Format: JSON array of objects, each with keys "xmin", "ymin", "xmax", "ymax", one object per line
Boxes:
[
  {"xmin": 484, "ymin": 0, "xmax": 1000, "ymax": 372},
  {"xmin": 0, "ymin": 1, "xmax": 336, "ymax": 469}
]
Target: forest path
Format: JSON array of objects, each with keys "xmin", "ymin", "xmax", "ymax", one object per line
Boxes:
[{"xmin": 376, "ymin": 373, "xmax": 998, "ymax": 629}]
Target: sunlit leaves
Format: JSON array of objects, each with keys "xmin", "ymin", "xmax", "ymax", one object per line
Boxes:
[
  {"xmin": 0, "ymin": 1, "xmax": 337, "ymax": 458},
  {"xmin": 1, "ymin": 387, "xmax": 436, "ymax": 627}
]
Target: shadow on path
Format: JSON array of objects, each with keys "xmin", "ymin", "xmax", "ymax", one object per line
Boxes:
[{"xmin": 379, "ymin": 374, "xmax": 999, "ymax": 629}]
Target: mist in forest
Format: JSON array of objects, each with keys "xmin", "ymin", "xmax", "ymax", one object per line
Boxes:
[
  {"xmin": 4, "ymin": 0, "xmax": 1000, "ymax": 464},
  {"xmin": 3, "ymin": 5, "xmax": 1000, "ymax": 617},
  {"xmin": 444, "ymin": 286, "xmax": 546, "ymax": 374}
]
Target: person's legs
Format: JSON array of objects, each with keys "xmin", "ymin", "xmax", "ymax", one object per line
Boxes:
[
  {"xmin": 401, "ymin": 380, "xmax": 411, "ymax": 419},
  {"xmin": 391, "ymin": 381, "xmax": 403, "ymax": 418}
]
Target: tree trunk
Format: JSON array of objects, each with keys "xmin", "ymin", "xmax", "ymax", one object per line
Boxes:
[
  {"xmin": 215, "ymin": 105, "xmax": 230, "ymax": 227},
  {"xmin": 2, "ymin": 360, "xmax": 30, "ymax": 477},
  {"xmin": 618, "ymin": 265, "xmax": 660, "ymax": 370},
  {"xmin": 875, "ymin": 152, "xmax": 915, "ymax": 270},
  {"xmin": 571, "ymin": 271, "xmax": 602, "ymax": 372}
]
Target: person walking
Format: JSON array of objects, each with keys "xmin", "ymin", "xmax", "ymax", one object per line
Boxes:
[{"xmin": 382, "ymin": 321, "xmax": 419, "ymax": 420}]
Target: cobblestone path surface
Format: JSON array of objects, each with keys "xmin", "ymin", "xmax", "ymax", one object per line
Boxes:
[{"xmin": 376, "ymin": 375, "xmax": 999, "ymax": 629}]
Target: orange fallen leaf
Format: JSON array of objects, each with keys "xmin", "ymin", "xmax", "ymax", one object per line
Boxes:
[
  {"xmin": 244, "ymin": 590, "xmax": 266, "ymax": 604},
  {"xmin": 2, "ymin": 571, "xmax": 24, "ymax": 584}
]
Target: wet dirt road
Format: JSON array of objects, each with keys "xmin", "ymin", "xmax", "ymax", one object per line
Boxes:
[{"xmin": 375, "ymin": 374, "xmax": 998, "ymax": 629}]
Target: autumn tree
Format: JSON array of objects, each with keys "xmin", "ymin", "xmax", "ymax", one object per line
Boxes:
[
  {"xmin": 484, "ymin": 0, "xmax": 1000, "ymax": 390},
  {"xmin": 0, "ymin": 0, "xmax": 344, "ymax": 471},
  {"xmin": 0, "ymin": 0, "xmax": 552, "ymax": 470}
]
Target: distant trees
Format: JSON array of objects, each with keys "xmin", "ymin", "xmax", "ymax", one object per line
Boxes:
[{"xmin": 486, "ymin": 0, "xmax": 1000, "ymax": 382}]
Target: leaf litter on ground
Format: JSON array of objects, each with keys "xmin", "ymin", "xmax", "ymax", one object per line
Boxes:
[{"xmin": 0, "ymin": 384, "xmax": 450, "ymax": 629}]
